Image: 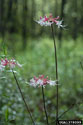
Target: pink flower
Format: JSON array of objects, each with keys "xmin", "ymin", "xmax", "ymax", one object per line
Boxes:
[
  {"xmin": 8, "ymin": 59, "xmax": 16, "ymax": 68},
  {"xmin": 0, "ymin": 58, "xmax": 22, "ymax": 71},
  {"xmin": 36, "ymin": 13, "xmax": 65, "ymax": 28},
  {"xmin": 29, "ymin": 75, "xmax": 57, "ymax": 87},
  {"xmin": 1, "ymin": 58, "xmax": 9, "ymax": 66},
  {"xmin": 36, "ymin": 16, "xmax": 53, "ymax": 26}
]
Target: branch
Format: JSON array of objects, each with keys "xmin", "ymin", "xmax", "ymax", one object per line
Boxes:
[
  {"xmin": 50, "ymin": 100, "xmax": 83, "ymax": 124},
  {"xmin": 12, "ymin": 70, "xmax": 36, "ymax": 125},
  {"xmin": 58, "ymin": 100, "xmax": 83, "ymax": 119}
]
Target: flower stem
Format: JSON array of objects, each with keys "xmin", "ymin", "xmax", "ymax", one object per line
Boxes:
[
  {"xmin": 51, "ymin": 24, "xmax": 59, "ymax": 125},
  {"xmin": 12, "ymin": 70, "xmax": 36, "ymax": 125},
  {"xmin": 42, "ymin": 86, "xmax": 49, "ymax": 125}
]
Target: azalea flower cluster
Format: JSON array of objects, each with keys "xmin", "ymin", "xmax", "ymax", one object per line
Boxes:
[
  {"xmin": 29, "ymin": 75, "xmax": 57, "ymax": 87},
  {"xmin": 36, "ymin": 13, "xmax": 65, "ymax": 28},
  {"xmin": 0, "ymin": 58, "xmax": 22, "ymax": 71}
]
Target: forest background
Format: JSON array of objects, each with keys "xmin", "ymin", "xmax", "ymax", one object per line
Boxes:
[{"xmin": 0, "ymin": 0, "xmax": 83, "ymax": 124}]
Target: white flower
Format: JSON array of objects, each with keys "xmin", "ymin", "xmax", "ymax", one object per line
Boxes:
[
  {"xmin": 37, "ymin": 79, "xmax": 43, "ymax": 86},
  {"xmin": 47, "ymin": 80, "xmax": 56, "ymax": 86},
  {"xmin": 56, "ymin": 20, "xmax": 65, "ymax": 28},
  {"xmin": 17, "ymin": 61, "xmax": 22, "ymax": 67},
  {"xmin": 30, "ymin": 78, "xmax": 37, "ymax": 87},
  {"xmin": 9, "ymin": 63, "xmax": 16, "ymax": 69},
  {"xmin": 0, "ymin": 65, "xmax": 5, "ymax": 71},
  {"xmin": 35, "ymin": 14, "xmax": 65, "ymax": 28},
  {"xmin": 29, "ymin": 75, "xmax": 58, "ymax": 88},
  {"xmin": 0, "ymin": 58, "xmax": 22, "ymax": 71},
  {"xmin": 36, "ymin": 18, "xmax": 53, "ymax": 26}
]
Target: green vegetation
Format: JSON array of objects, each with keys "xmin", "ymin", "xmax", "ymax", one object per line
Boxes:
[
  {"xmin": 0, "ymin": 37, "xmax": 83, "ymax": 124},
  {"xmin": 0, "ymin": 0, "xmax": 83, "ymax": 124}
]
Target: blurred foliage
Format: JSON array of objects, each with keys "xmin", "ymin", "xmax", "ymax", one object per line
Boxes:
[
  {"xmin": 0, "ymin": 37, "xmax": 83, "ymax": 124},
  {"xmin": 0, "ymin": 0, "xmax": 83, "ymax": 48},
  {"xmin": 0, "ymin": 0, "xmax": 83, "ymax": 124}
]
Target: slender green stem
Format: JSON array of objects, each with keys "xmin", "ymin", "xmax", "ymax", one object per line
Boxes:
[
  {"xmin": 42, "ymin": 86, "xmax": 49, "ymax": 125},
  {"xmin": 51, "ymin": 24, "xmax": 59, "ymax": 125},
  {"xmin": 12, "ymin": 70, "xmax": 35, "ymax": 125}
]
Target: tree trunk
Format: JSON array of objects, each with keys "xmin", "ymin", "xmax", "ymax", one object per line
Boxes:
[
  {"xmin": 0, "ymin": 0, "xmax": 5, "ymax": 38},
  {"xmin": 54, "ymin": 0, "xmax": 58, "ymax": 17},
  {"xmin": 72, "ymin": 0, "xmax": 78, "ymax": 40},
  {"xmin": 12, "ymin": 0, "xmax": 18, "ymax": 33},
  {"xmin": 7, "ymin": 0, "xmax": 14, "ymax": 33},
  {"xmin": 30, "ymin": 0, "xmax": 36, "ymax": 37},
  {"xmin": 39, "ymin": 0, "xmax": 46, "ymax": 36},
  {"xmin": 58, "ymin": 0, "xmax": 66, "ymax": 47},
  {"xmin": 22, "ymin": 0, "xmax": 28, "ymax": 50}
]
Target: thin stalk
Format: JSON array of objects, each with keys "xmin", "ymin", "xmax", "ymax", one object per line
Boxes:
[
  {"xmin": 58, "ymin": 93, "xmax": 83, "ymax": 120},
  {"xmin": 12, "ymin": 70, "xmax": 35, "ymax": 125},
  {"xmin": 51, "ymin": 99, "xmax": 83, "ymax": 124},
  {"xmin": 58, "ymin": 100, "xmax": 83, "ymax": 119},
  {"xmin": 58, "ymin": 104, "xmax": 76, "ymax": 119},
  {"xmin": 51, "ymin": 24, "xmax": 59, "ymax": 125},
  {"xmin": 42, "ymin": 86, "xmax": 49, "ymax": 125}
]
